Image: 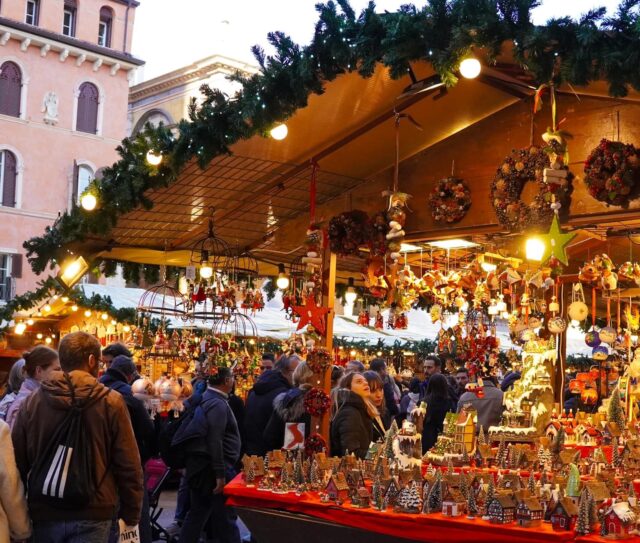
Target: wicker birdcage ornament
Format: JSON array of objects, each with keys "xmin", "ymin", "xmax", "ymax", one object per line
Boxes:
[
  {"xmin": 189, "ymin": 209, "xmax": 232, "ymax": 276},
  {"xmin": 212, "ymin": 310, "xmax": 258, "ymax": 338}
]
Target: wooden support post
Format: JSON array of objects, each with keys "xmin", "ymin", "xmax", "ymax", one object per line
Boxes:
[{"xmin": 319, "ymin": 252, "xmax": 337, "ymax": 446}]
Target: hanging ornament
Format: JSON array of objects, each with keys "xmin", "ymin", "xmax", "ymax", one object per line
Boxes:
[
  {"xmin": 292, "ymin": 296, "xmax": 330, "ymax": 336},
  {"xmin": 539, "ymin": 214, "xmax": 576, "ymax": 266},
  {"xmin": 428, "ymin": 176, "xmax": 472, "ymax": 224},
  {"xmin": 568, "ymin": 284, "xmax": 588, "ymax": 321},
  {"xmin": 585, "ymin": 328, "xmax": 601, "ymax": 348},
  {"xmin": 584, "ymin": 139, "xmax": 640, "ymax": 206}
]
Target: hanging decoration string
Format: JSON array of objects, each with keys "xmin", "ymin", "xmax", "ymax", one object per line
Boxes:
[
  {"xmin": 309, "ymin": 160, "xmax": 318, "ymax": 224},
  {"xmin": 391, "ymin": 111, "xmax": 422, "ymax": 196}
]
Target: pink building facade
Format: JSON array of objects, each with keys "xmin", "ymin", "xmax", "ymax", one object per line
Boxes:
[{"xmin": 0, "ymin": 0, "xmax": 143, "ymax": 302}]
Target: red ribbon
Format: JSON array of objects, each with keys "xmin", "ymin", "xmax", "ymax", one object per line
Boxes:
[
  {"xmin": 592, "ymin": 287, "xmax": 597, "ymax": 326},
  {"xmin": 310, "ymin": 160, "xmax": 318, "ymax": 224}
]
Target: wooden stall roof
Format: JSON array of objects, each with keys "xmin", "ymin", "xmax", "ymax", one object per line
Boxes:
[{"xmin": 86, "ymin": 46, "xmax": 640, "ymax": 275}]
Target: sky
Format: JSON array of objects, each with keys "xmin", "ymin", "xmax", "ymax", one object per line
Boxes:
[{"xmin": 132, "ymin": 0, "xmax": 623, "ymax": 82}]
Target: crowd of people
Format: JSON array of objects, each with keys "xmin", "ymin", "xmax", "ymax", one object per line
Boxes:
[{"xmin": 0, "ymin": 336, "xmax": 510, "ymax": 543}]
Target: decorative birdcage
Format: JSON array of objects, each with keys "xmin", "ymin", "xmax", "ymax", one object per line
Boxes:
[
  {"xmin": 211, "ymin": 310, "xmax": 258, "ymax": 338},
  {"xmin": 189, "ymin": 209, "xmax": 233, "ymax": 275},
  {"xmin": 289, "ymin": 255, "xmax": 306, "ymax": 281},
  {"xmin": 229, "ymin": 247, "xmax": 259, "ymax": 283},
  {"xmin": 137, "ymin": 281, "xmax": 187, "ymax": 320}
]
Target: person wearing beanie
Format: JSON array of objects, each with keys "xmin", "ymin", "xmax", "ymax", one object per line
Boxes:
[{"xmin": 100, "ymin": 355, "xmax": 155, "ymax": 543}]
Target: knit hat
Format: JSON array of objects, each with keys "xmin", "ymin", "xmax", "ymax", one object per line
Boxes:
[{"xmin": 110, "ymin": 355, "xmax": 140, "ymax": 380}]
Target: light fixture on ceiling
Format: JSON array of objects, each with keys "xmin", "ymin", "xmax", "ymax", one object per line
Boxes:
[
  {"xmin": 345, "ymin": 277, "xmax": 357, "ymax": 304},
  {"xmin": 57, "ymin": 255, "xmax": 89, "ymax": 288},
  {"xmin": 459, "ymin": 56, "xmax": 482, "ymax": 79},
  {"xmin": 400, "ymin": 243, "xmax": 422, "ymax": 253},
  {"xmin": 199, "ymin": 264, "xmax": 214, "ymax": 279},
  {"xmin": 270, "ymin": 123, "xmax": 288, "ymax": 140},
  {"xmin": 428, "ymin": 239, "xmax": 479, "ymax": 250},
  {"xmin": 276, "ymin": 263, "xmax": 290, "ymax": 290}
]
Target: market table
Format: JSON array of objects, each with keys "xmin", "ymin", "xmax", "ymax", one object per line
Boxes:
[{"xmin": 225, "ymin": 475, "xmax": 578, "ymax": 543}]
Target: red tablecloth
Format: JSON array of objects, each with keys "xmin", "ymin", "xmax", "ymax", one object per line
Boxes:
[{"xmin": 226, "ymin": 475, "xmax": 580, "ymax": 543}]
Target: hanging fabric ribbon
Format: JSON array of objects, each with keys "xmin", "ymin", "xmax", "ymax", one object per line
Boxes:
[
  {"xmin": 309, "ymin": 160, "xmax": 318, "ymax": 224},
  {"xmin": 606, "ymin": 297, "xmax": 611, "ymax": 327},
  {"xmin": 392, "ymin": 111, "xmax": 422, "ymax": 194}
]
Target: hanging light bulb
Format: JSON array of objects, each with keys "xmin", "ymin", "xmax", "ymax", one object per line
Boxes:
[
  {"xmin": 526, "ymin": 237, "xmax": 545, "ymax": 261},
  {"xmin": 61, "ymin": 296, "xmax": 69, "ymax": 303},
  {"xmin": 43, "ymin": 304, "xmax": 52, "ymax": 313},
  {"xmin": 376, "ymin": 351, "xmax": 382, "ymax": 357},
  {"xmin": 71, "ymin": 304, "xmax": 78, "ymax": 312},
  {"xmin": 80, "ymin": 193, "xmax": 97, "ymax": 211},
  {"xmin": 27, "ymin": 318, "xmax": 34, "ymax": 325},
  {"xmin": 200, "ymin": 264, "xmax": 214, "ymax": 279},
  {"xmin": 84, "ymin": 310, "xmax": 92, "ymax": 317},
  {"xmin": 459, "ymin": 56, "xmax": 481, "ymax": 79},
  {"xmin": 14, "ymin": 322, "xmax": 26, "ymax": 335},
  {"xmin": 111, "ymin": 319, "xmax": 117, "ymax": 325},
  {"xmin": 349, "ymin": 349, "xmax": 357, "ymax": 357},
  {"xmin": 270, "ymin": 123, "xmax": 288, "ymax": 140},
  {"xmin": 101, "ymin": 313, "xmax": 108, "ymax": 320},
  {"xmin": 146, "ymin": 150, "xmax": 163, "ymax": 166},
  {"xmin": 37, "ymin": 333, "xmax": 43, "ymax": 339},
  {"xmin": 123, "ymin": 325, "xmax": 131, "ymax": 332},
  {"xmin": 45, "ymin": 337, "xmax": 52, "ymax": 344},
  {"xmin": 276, "ymin": 263, "xmax": 290, "ymax": 290},
  {"xmin": 345, "ymin": 277, "xmax": 357, "ymax": 304}
]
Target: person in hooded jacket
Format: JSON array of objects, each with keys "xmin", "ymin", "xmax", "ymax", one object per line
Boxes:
[
  {"xmin": 100, "ymin": 355, "xmax": 156, "ymax": 543},
  {"xmin": 330, "ymin": 372, "xmax": 378, "ymax": 459},
  {"xmin": 244, "ymin": 355, "xmax": 298, "ymax": 456},
  {"xmin": 0, "ymin": 358, "xmax": 26, "ymax": 421},
  {"xmin": 422, "ymin": 373, "xmax": 455, "ymax": 453},
  {"xmin": 263, "ymin": 362, "xmax": 314, "ymax": 450}
]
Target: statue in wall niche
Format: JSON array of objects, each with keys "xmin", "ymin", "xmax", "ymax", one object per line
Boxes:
[{"xmin": 42, "ymin": 91, "xmax": 59, "ymax": 125}]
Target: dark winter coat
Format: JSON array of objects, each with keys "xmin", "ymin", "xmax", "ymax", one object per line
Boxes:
[
  {"xmin": 382, "ymin": 377, "xmax": 399, "ymax": 418},
  {"xmin": 422, "ymin": 395, "xmax": 455, "ymax": 454},
  {"xmin": 100, "ymin": 369, "xmax": 157, "ymax": 463},
  {"xmin": 263, "ymin": 388, "xmax": 311, "ymax": 451},
  {"xmin": 330, "ymin": 391, "xmax": 373, "ymax": 459},
  {"xmin": 244, "ymin": 370, "xmax": 292, "ymax": 456}
]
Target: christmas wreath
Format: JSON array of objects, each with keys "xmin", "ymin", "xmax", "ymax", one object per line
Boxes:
[
  {"xmin": 303, "ymin": 387, "xmax": 332, "ymax": 416},
  {"xmin": 306, "ymin": 348, "xmax": 332, "ymax": 374},
  {"xmin": 328, "ymin": 210, "xmax": 371, "ymax": 256},
  {"xmin": 490, "ymin": 145, "xmax": 571, "ymax": 232},
  {"xmin": 584, "ymin": 139, "xmax": 640, "ymax": 206},
  {"xmin": 429, "ymin": 177, "xmax": 472, "ymax": 223},
  {"xmin": 304, "ymin": 433, "xmax": 327, "ymax": 455}
]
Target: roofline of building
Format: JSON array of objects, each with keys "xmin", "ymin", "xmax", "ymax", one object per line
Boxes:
[
  {"xmin": 110, "ymin": 0, "xmax": 141, "ymax": 7},
  {"xmin": 0, "ymin": 16, "xmax": 145, "ymax": 67},
  {"xmin": 129, "ymin": 54, "xmax": 256, "ymax": 101}
]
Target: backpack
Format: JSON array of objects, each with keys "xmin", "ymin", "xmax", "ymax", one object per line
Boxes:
[
  {"xmin": 158, "ymin": 403, "xmax": 199, "ymax": 469},
  {"xmin": 28, "ymin": 374, "xmax": 108, "ymax": 507}
]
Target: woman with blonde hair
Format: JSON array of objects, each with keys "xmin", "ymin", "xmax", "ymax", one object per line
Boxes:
[
  {"xmin": 263, "ymin": 362, "xmax": 315, "ymax": 450},
  {"xmin": 330, "ymin": 372, "xmax": 378, "ymax": 459}
]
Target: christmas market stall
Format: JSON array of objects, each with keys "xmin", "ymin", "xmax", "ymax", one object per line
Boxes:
[{"xmin": 6, "ymin": 0, "xmax": 640, "ymax": 541}]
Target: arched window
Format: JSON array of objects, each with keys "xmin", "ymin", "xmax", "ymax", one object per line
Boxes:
[
  {"xmin": 73, "ymin": 162, "xmax": 94, "ymax": 204},
  {"xmin": 98, "ymin": 7, "xmax": 113, "ymax": 47},
  {"xmin": 0, "ymin": 149, "xmax": 17, "ymax": 208},
  {"xmin": 76, "ymin": 82, "xmax": 99, "ymax": 134},
  {"xmin": 0, "ymin": 61, "xmax": 22, "ymax": 117}
]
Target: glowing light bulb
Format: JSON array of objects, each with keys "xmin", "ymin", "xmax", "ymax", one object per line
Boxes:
[
  {"xmin": 84, "ymin": 310, "xmax": 92, "ymax": 317},
  {"xmin": 14, "ymin": 322, "xmax": 26, "ymax": 335},
  {"xmin": 123, "ymin": 325, "xmax": 131, "ymax": 332},
  {"xmin": 71, "ymin": 305, "xmax": 78, "ymax": 312},
  {"xmin": 146, "ymin": 150, "xmax": 163, "ymax": 166},
  {"xmin": 81, "ymin": 193, "xmax": 97, "ymax": 211},
  {"xmin": 270, "ymin": 124, "xmax": 288, "ymax": 140},
  {"xmin": 526, "ymin": 237, "xmax": 545, "ymax": 261},
  {"xmin": 349, "ymin": 349, "xmax": 357, "ymax": 357},
  {"xmin": 45, "ymin": 337, "xmax": 52, "ymax": 344},
  {"xmin": 37, "ymin": 333, "xmax": 43, "ymax": 339},
  {"xmin": 27, "ymin": 319, "xmax": 34, "ymax": 325},
  {"xmin": 200, "ymin": 265, "xmax": 213, "ymax": 279},
  {"xmin": 376, "ymin": 351, "xmax": 382, "ymax": 357},
  {"xmin": 101, "ymin": 313, "xmax": 108, "ymax": 320},
  {"xmin": 345, "ymin": 287, "xmax": 357, "ymax": 304},
  {"xmin": 459, "ymin": 57, "xmax": 481, "ymax": 79}
]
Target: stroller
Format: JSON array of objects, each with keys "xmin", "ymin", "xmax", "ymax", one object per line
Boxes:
[{"xmin": 146, "ymin": 458, "xmax": 176, "ymax": 542}]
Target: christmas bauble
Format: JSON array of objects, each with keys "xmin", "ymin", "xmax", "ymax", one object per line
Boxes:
[
  {"xmin": 154, "ymin": 377, "xmax": 167, "ymax": 396},
  {"xmin": 585, "ymin": 330, "xmax": 601, "ymax": 348},
  {"xmin": 549, "ymin": 297, "xmax": 560, "ymax": 313},
  {"xmin": 132, "ymin": 377, "xmax": 155, "ymax": 399},
  {"xmin": 601, "ymin": 272, "xmax": 618, "ymax": 291},
  {"xmin": 159, "ymin": 379, "xmax": 181, "ymax": 401},
  {"xmin": 180, "ymin": 381, "xmax": 193, "ymax": 398},
  {"xmin": 581, "ymin": 387, "xmax": 598, "ymax": 406},
  {"xmin": 568, "ymin": 301, "xmax": 588, "ymax": 322},
  {"xmin": 592, "ymin": 345, "xmax": 609, "ymax": 361},
  {"xmin": 599, "ymin": 326, "xmax": 617, "ymax": 344},
  {"xmin": 548, "ymin": 316, "xmax": 567, "ymax": 334}
]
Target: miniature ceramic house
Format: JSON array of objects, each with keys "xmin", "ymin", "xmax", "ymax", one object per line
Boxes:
[
  {"xmin": 442, "ymin": 488, "xmax": 467, "ymax": 517},
  {"xmin": 601, "ymin": 422, "xmax": 622, "ymax": 446},
  {"xmin": 602, "ymin": 502, "xmax": 637, "ymax": 538},
  {"xmin": 454, "ymin": 407, "xmax": 476, "ymax": 456},
  {"xmin": 351, "ymin": 487, "xmax": 371, "ymax": 508},
  {"xmin": 325, "ymin": 473, "xmax": 350, "ymax": 502},
  {"xmin": 516, "ymin": 497, "xmax": 544, "ymax": 527},
  {"xmin": 549, "ymin": 498, "xmax": 579, "ymax": 531},
  {"xmin": 382, "ymin": 478, "xmax": 401, "ymax": 507},
  {"xmin": 486, "ymin": 495, "xmax": 517, "ymax": 524}
]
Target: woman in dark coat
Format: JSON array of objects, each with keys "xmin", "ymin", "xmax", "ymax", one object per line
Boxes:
[
  {"xmin": 363, "ymin": 370, "xmax": 390, "ymax": 442},
  {"xmin": 330, "ymin": 372, "xmax": 377, "ymax": 459},
  {"xmin": 263, "ymin": 362, "xmax": 314, "ymax": 451},
  {"xmin": 422, "ymin": 373, "xmax": 455, "ymax": 453}
]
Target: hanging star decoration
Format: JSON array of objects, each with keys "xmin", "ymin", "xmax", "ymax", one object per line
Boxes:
[
  {"xmin": 541, "ymin": 214, "xmax": 576, "ymax": 266},
  {"xmin": 293, "ymin": 295, "xmax": 330, "ymax": 336}
]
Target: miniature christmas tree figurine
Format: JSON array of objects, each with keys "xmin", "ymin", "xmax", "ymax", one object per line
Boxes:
[
  {"xmin": 611, "ymin": 444, "xmax": 621, "ymax": 469},
  {"xmin": 467, "ymin": 487, "xmax": 478, "ymax": 519},
  {"xmin": 575, "ymin": 490, "xmax": 592, "ymax": 535},
  {"xmin": 396, "ymin": 483, "xmax": 422, "ymax": 513},
  {"xmin": 486, "ymin": 478, "xmax": 496, "ymax": 502},
  {"xmin": 245, "ymin": 460, "xmax": 256, "ymax": 486},
  {"xmin": 372, "ymin": 476, "xmax": 384, "ymax": 510},
  {"xmin": 390, "ymin": 419, "xmax": 399, "ymax": 435},
  {"xmin": 459, "ymin": 473, "xmax": 469, "ymax": 500},
  {"xmin": 477, "ymin": 426, "xmax": 486, "ymax": 446},
  {"xmin": 550, "ymin": 426, "xmax": 565, "ymax": 456},
  {"xmin": 461, "ymin": 444, "xmax": 470, "ymax": 465},
  {"xmin": 309, "ymin": 459, "xmax": 320, "ymax": 489},
  {"xmin": 496, "ymin": 435, "xmax": 507, "ymax": 467},
  {"xmin": 264, "ymin": 454, "xmax": 269, "ymax": 472},
  {"xmin": 383, "ymin": 430, "xmax": 395, "ymax": 459},
  {"xmin": 607, "ymin": 388, "xmax": 626, "ymax": 430},
  {"xmin": 427, "ymin": 471, "xmax": 443, "ymax": 513},
  {"xmin": 280, "ymin": 464, "xmax": 291, "ymax": 489},
  {"xmin": 566, "ymin": 463, "xmax": 580, "ymax": 499},
  {"xmin": 528, "ymin": 471, "xmax": 536, "ymax": 495},
  {"xmin": 294, "ymin": 452, "xmax": 305, "ymax": 486}
]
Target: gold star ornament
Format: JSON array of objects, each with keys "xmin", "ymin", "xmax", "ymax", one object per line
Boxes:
[{"xmin": 541, "ymin": 215, "xmax": 576, "ymax": 266}]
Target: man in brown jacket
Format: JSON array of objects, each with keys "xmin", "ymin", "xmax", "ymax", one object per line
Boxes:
[{"xmin": 12, "ymin": 331, "xmax": 143, "ymax": 543}]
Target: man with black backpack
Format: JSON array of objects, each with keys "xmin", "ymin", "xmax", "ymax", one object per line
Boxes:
[
  {"xmin": 12, "ymin": 331, "xmax": 143, "ymax": 543},
  {"xmin": 173, "ymin": 366, "xmax": 241, "ymax": 543}
]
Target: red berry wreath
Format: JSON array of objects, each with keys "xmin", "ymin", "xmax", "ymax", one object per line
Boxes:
[
  {"xmin": 429, "ymin": 177, "xmax": 472, "ymax": 223},
  {"xmin": 306, "ymin": 348, "xmax": 332, "ymax": 375},
  {"xmin": 584, "ymin": 139, "xmax": 640, "ymax": 206},
  {"xmin": 304, "ymin": 387, "xmax": 332, "ymax": 416},
  {"xmin": 328, "ymin": 210, "xmax": 371, "ymax": 256},
  {"xmin": 490, "ymin": 145, "xmax": 572, "ymax": 232}
]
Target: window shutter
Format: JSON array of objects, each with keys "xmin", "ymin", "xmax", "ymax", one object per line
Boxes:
[
  {"xmin": 0, "ymin": 61, "xmax": 22, "ymax": 117},
  {"xmin": 11, "ymin": 254, "xmax": 22, "ymax": 278},
  {"xmin": 2, "ymin": 150, "xmax": 17, "ymax": 207},
  {"xmin": 72, "ymin": 160, "xmax": 79, "ymax": 205},
  {"xmin": 76, "ymin": 83, "xmax": 99, "ymax": 134}
]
